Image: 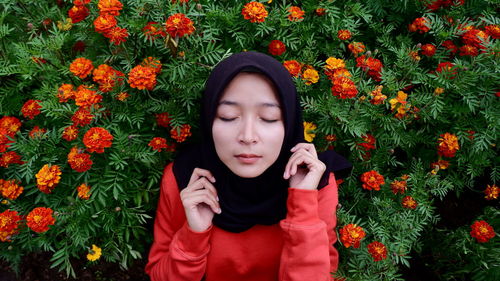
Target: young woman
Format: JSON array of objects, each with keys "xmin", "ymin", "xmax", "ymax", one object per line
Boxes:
[{"xmin": 145, "ymin": 52, "xmax": 351, "ymax": 281}]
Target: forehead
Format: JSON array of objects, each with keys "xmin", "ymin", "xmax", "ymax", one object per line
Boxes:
[{"xmin": 218, "ymin": 72, "xmax": 281, "ymax": 105}]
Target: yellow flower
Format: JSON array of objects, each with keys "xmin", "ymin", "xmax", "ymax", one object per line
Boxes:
[
  {"xmin": 303, "ymin": 122, "xmax": 317, "ymax": 142},
  {"xmin": 57, "ymin": 18, "xmax": 73, "ymax": 31},
  {"xmin": 434, "ymin": 87, "xmax": 445, "ymax": 95},
  {"xmin": 302, "ymin": 68, "xmax": 319, "ymax": 85},
  {"xmin": 87, "ymin": 244, "xmax": 102, "ymax": 261}
]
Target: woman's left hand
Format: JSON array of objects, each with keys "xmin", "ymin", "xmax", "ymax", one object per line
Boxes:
[{"xmin": 283, "ymin": 143, "xmax": 326, "ymax": 190}]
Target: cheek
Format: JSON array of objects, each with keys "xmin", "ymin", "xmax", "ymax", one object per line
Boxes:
[{"xmin": 212, "ymin": 121, "xmax": 232, "ymax": 149}]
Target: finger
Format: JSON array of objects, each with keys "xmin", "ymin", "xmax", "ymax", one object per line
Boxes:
[
  {"xmin": 185, "ymin": 178, "xmax": 219, "ymax": 200},
  {"xmin": 284, "ymin": 149, "xmax": 312, "ymax": 178},
  {"xmin": 291, "ymin": 143, "xmax": 317, "ymax": 157},
  {"xmin": 184, "ymin": 192, "xmax": 221, "ymax": 214},
  {"xmin": 188, "ymin": 168, "xmax": 216, "ymax": 186}
]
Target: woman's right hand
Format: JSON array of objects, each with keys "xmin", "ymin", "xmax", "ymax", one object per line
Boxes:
[{"xmin": 180, "ymin": 168, "xmax": 221, "ymax": 232}]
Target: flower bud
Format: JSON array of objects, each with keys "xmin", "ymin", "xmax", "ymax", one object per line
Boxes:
[
  {"xmin": 27, "ymin": 23, "xmax": 34, "ymax": 30},
  {"xmin": 196, "ymin": 4, "xmax": 203, "ymax": 11},
  {"xmin": 115, "ymin": 207, "xmax": 121, "ymax": 212},
  {"xmin": 365, "ymin": 51, "xmax": 372, "ymax": 57},
  {"xmin": 416, "ymin": 43, "xmax": 422, "ymax": 48},
  {"xmin": 8, "ymin": 246, "xmax": 13, "ymax": 250}
]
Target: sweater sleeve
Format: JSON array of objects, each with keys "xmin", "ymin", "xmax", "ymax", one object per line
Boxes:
[
  {"xmin": 279, "ymin": 172, "xmax": 339, "ymax": 281},
  {"xmin": 145, "ymin": 163, "xmax": 212, "ymax": 281}
]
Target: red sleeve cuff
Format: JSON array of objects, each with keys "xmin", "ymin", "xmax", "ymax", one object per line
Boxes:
[
  {"xmin": 173, "ymin": 222, "xmax": 212, "ymax": 258},
  {"xmin": 286, "ymin": 188, "xmax": 320, "ymax": 224}
]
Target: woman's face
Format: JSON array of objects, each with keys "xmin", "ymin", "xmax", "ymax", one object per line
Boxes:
[{"xmin": 212, "ymin": 72, "xmax": 285, "ymax": 178}]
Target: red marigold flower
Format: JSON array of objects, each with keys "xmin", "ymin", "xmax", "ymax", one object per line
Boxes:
[
  {"xmin": 437, "ymin": 132, "xmax": 459, "ymax": 158},
  {"xmin": 0, "ymin": 179, "xmax": 24, "ymax": 200},
  {"xmin": 26, "ymin": 207, "xmax": 55, "ymax": 233},
  {"xmin": 356, "ymin": 55, "xmax": 383, "ymax": 82},
  {"xmin": 441, "ymin": 40, "xmax": 458, "ymax": 55},
  {"xmin": 74, "ymin": 85, "xmax": 102, "ymax": 108},
  {"xmin": 83, "ymin": 127, "xmax": 113, "ymax": 153},
  {"xmin": 70, "ymin": 57, "xmax": 94, "ymax": 79},
  {"xmin": 148, "ymin": 137, "xmax": 174, "ymax": 152},
  {"xmin": 470, "ymin": 220, "xmax": 495, "ymax": 243},
  {"xmin": 143, "ymin": 21, "xmax": 167, "ymax": 40},
  {"xmin": 302, "ymin": 67, "xmax": 319, "ymax": 85},
  {"xmin": 315, "ymin": 8, "xmax": 326, "ymax": 16},
  {"xmin": 241, "ymin": 2, "xmax": 268, "ymax": 23},
  {"xmin": 408, "ymin": 17, "xmax": 430, "ymax": 33},
  {"xmin": 0, "ymin": 209, "xmax": 22, "ymax": 242},
  {"xmin": 92, "ymin": 64, "xmax": 116, "ymax": 84},
  {"xmin": 31, "ymin": 57, "xmax": 47, "ymax": 65},
  {"xmin": 128, "ymin": 65, "xmax": 157, "ymax": 90},
  {"xmin": 57, "ymin": 84, "xmax": 75, "ymax": 103},
  {"xmin": 21, "ymin": 99, "xmax": 42, "ymax": 120},
  {"xmin": 485, "ymin": 25, "xmax": 500, "ymax": 39},
  {"xmin": 430, "ymin": 159, "xmax": 450, "ymax": 174},
  {"xmin": 29, "ymin": 126, "xmax": 46, "ymax": 139},
  {"xmin": 331, "ymin": 76, "xmax": 358, "ymax": 99},
  {"xmin": 466, "ymin": 130, "xmax": 475, "ymax": 140},
  {"xmin": 0, "ymin": 116, "xmax": 21, "ymax": 138},
  {"xmin": 68, "ymin": 5, "xmax": 89, "ymax": 23},
  {"xmin": 325, "ymin": 134, "xmax": 337, "ymax": 142},
  {"xmin": 360, "ymin": 170, "xmax": 385, "ymax": 191},
  {"xmin": 357, "ymin": 134, "xmax": 376, "ymax": 151},
  {"xmin": 369, "ymin": 85, "xmax": 387, "ymax": 105},
  {"xmin": 98, "ymin": 0, "xmax": 123, "ymax": 16},
  {"xmin": 459, "ymin": 45, "xmax": 479, "ymax": 57},
  {"xmin": 435, "ymin": 62, "xmax": 457, "ymax": 79},
  {"xmin": 72, "ymin": 107, "xmax": 94, "ymax": 127},
  {"xmin": 104, "ymin": 26, "xmax": 128, "ymax": 45},
  {"xmin": 268, "ymin": 40, "xmax": 286, "ymax": 56},
  {"xmin": 337, "ymin": 29, "xmax": 352, "ymax": 40},
  {"xmin": 462, "ymin": 28, "xmax": 489, "ymax": 49},
  {"xmin": 141, "ymin": 57, "xmax": 162, "ymax": 74},
  {"xmin": 339, "ymin": 224, "xmax": 366, "ymax": 248},
  {"xmin": 421, "ymin": 44, "xmax": 436, "ymax": 57},
  {"xmin": 73, "ymin": 40, "xmax": 86, "ymax": 53},
  {"xmin": 74, "ymin": 0, "xmax": 91, "ymax": 5},
  {"xmin": 62, "ymin": 125, "xmax": 79, "ymax": 141},
  {"xmin": 283, "ymin": 60, "xmax": 302, "ymax": 77},
  {"xmin": 391, "ymin": 180, "xmax": 407, "ymax": 195},
  {"xmin": 155, "ymin": 112, "xmax": 171, "ymax": 128},
  {"xmin": 77, "ymin": 183, "xmax": 91, "ymax": 200},
  {"xmin": 116, "ymin": 92, "xmax": 130, "ymax": 101},
  {"xmin": 0, "ymin": 151, "xmax": 23, "ymax": 168},
  {"xmin": 348, "ymin": 42, "xmax": 366, "ymax": 56},
  {"xmin": 67, "ymin": 147, "xmax": 93, "ymax": 172},
  {"xmin": 170, "ymin": 124, "xmax": 192, "ymax": 143},
  {"xmin": 94, "ymin": 14, "xmax": 117, "ymax": 34},
  {"xmin": 288, "ymin": 6, "xmax": 305, "ymax": 22},
  {"xmin": 484, "ymin": 184, "xmax": 498, "ymax": 200},
  {"xmin": 36, "ymin": 164, "xmax": 62, "ymax": 194},
  {"xmin": 367, "ymin": 241, "xmax": 388, "ymax": 261},
  {"xmin": 166, "ymin": 13, "xmax": 195, "ymax": 38},
  {"xmin": 402, "ymin": 196, "xmax": 418, "ymax": 209}
]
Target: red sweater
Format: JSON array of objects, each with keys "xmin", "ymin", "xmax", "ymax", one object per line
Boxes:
[{"xmin": 145, "ymin": 163, "xmax": 339, "ymax": 281}]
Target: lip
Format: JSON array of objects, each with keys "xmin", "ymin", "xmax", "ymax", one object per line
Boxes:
[{"xmin": 235, "ymin": 154, "xmax": 262, "ymax": 164}]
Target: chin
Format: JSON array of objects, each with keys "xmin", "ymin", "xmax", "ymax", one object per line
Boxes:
[{"xmin": 227, "ymin": 164, "xmax": 267, "ymax": 178}]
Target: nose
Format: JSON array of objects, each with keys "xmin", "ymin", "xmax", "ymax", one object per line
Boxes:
[{"xmin": 238, "ymin": 117, "xmax": 258, "ymax": 144}]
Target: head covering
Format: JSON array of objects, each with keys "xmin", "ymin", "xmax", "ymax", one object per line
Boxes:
[{"xmin": 173, "ymin": 51, "xmax": 351, "ymax": 233}]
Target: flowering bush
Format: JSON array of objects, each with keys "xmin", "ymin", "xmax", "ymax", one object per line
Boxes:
[{"xmin": 0, "ymin": 0, "xmax": 498, "ymax": 279}]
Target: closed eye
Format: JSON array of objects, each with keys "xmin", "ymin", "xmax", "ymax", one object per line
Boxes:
[{"xmin": 218, "ymin": 117, "xmax": 237, "ymax": 122}]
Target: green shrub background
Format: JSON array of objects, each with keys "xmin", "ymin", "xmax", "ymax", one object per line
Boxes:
[{"xmin": 0, "ymin": 0, "xmax": 498, "ymax": 280}]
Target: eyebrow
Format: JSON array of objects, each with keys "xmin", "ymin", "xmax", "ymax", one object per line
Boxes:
[{"xmin": 218, "ymin": 100, "xmax": 281, "ymax": 108}]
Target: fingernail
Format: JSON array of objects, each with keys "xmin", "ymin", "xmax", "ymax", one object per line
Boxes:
[
  {"xmin": 216, "ymin": 196, "xmax": 219, "ymax": 201},
  {"xmin": 217, "ymin": 208, "xmax": 222, "ymax": 214},
  {"xmin": 211, "ymin": 177, "xmax": 216, "ymax": 182}
]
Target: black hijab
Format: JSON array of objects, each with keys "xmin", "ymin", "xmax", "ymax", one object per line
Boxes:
[{"xmin": 173, "ymin": 51, "xmax": 351, "ymax": 233}]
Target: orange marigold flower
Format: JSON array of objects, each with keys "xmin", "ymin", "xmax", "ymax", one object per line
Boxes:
[
  {"xmin": 361, "ymin": 170, "xmax": 385, "ymax": 191},
  {"xmin": 68, "ymin": 5, "xmax": 89, "ymax": 24},
  {"xmin": 241, "ymin": 2, "xmax": 268, "ymax": 23},
  {"xmin": 143, "ymin": 21, "xmax": 167, "ymax": 40},
  {"xmin": 358, "ymin": 134, "xmax": 376, "ymax": 151},
  {"xmin": 0, "ymin": 209, "xmax": 22, "ymax": 242},
  {"xmin": 104, "ymin": 26, "xmax": 128, "ymax": 45},
  {"xmin": 408, "ymin": 17, "xmax": 430, "ymax": 33},
  {"xmin": 62, "ymin": 125, "xmax": 79, "ymax": 141},
  {"xmin": 74, "ymin": 85, "xmax": 102, "ymax": 108},
  {"xmin": 57, "ymin": 84, "xmax": 75, "ymax": 103},
  {"xmin": 0, "ymin": 179, "xmax": 23, "ymax": 200},
  {"xmin": 430, "ymin": 159, "xmax": 450, "ymax": 173},
  {"xmin": 356, "ymin": 55, "xmax": 383, "ymax": 82},
  {"xmin": 470, "ymin": 220, "xmax": 495, "ymax": 243},
  {"xmin": 69, "ymin": 57, "xmax": 94, "ymax": 79},
  {"xmin": 94, "ymin": 14, "xmax": 117, "ymax": 34},
  {"xmin": 0, "ymin": 117, "xmax": 21, "ymax": 138},
  {"xmin": 128, "ymin": 65, "xmax": 157, "ymax": 90},
  {"xmin": 367, "ymin": 241, "xmax": 387, "ymax": 261},
  {"xmin": 283, "ymin": 60, "xmax": 302, "ymax": 77},
  {"xmin": 0, "ymin": 151, "xmax": 23, "ymax": 168},
  {"xmin": 315, "ymin": 8, "xmax": 326, "ymax": 16},
  {"xmin": 268, "ymin": 40, "xmax": 286, "ymax": 56},
  {"xmin": 288, "ymin": 6, "xmax": 305, "ymax": 22},
  {"xmin": 141, "ymin": 57, "xmax": 162, "ymax": 74},
  {"xmin": 72, "ymin": 107, "xmax": 94, "ymax": 127},
  {"xmin": 337, "ymin": 29, "xmax": 352, "ymax": 40},
  {"xmin": 26, "ymin": 207, "xmax": 55, "ymax": 233},
  {"xmin": 155, "ymin": 112, "xmax": 171, "ymax": 128},
  {"xmin": 36, "ymin": 164, "xmax": 62, "ymax": 194},
  {"xmin": 434, "ymin": 87, "xmax": 445, "ymax": 95},
  {"xmin": 409, "ymin": 50, "xmax": 421, "ymax": 61},
  {"xmin": 302, "ymin": 68, "xmax": 319, "ymax": 85},
  {"xmin": 484, "ymin": 184, "xmax": 498, "ymax": 200},
  {"xmin": 348, "ymin": 42, "xmax": 365, "ymax": 57},
  {"xmin": 92, "ymin": 64, "xmax": 116, "ymax": 84},
  {"xmin": 98, "ymin": 0, "xmax": 123, "ymax": 16},
  {"xmin": 21, "ymin": 99, "xmax": 42, "ymax": 120},
  {"xmin": 116, "ymin": 92, "xmax": 130, "ymax": 101},
  {"xmin": 437, "ymin": 132, "xmax": 459, "ymax": 158},
  {"xmin": 325, "ymin": 57, "xmax": 345, "ymax": 72},
  {"xmin": 389, "ymin": 91, "xmax": 410, "ymax": 119},
  {"xmin": 166, "ymin": 13, "xmax": 195, "ymax": 38},
  {"xmin": 170, "ymin": 124, "xmax": 192, "ymax": 143},
  {"xmin": 459, "ymin": 45, "xmax": 479, "ymax": 57},
  {"xmin": 331, "ymin": 76, "xmax": 358, "ymax": 99},
  {"xmin": 435, "ymin": 62, "xmax": 457, "ymax": 79},
  {"xmin": 68, "ymin": 147, "xmax": 93, "ymax": 172},
  {"xmin": 462, "ymin": 28, "xmax": 489, "ymax": 49},
  {"xmin": 148, "ymin": 137, "xmax": 174, "ymax": 152},
  {"xmin": 402, "ymin": 196, "xmax": 417, "ymax": 209},
  {"xmin": 391, "ymin": 180, "xmax": 407, "ymax": 195},
  {"xmin": 325, "ymin": 134, "xmax": 337, "ymax": 142},
  {"xmin": 29, "ymin": 126, "xmax": 46, "ymax": 139},
  {"xmin": 77, "ymin": 183, "xmax": 91, "ymax": 200},
  {"xmin": 370, "ymin": 85, "xmax": 387, "ymax": 105},
  {"xmin": 442, "ymin": 40, "xmax": 458, "ymax": 55},
  {"xmin": 485, "ymin": 25, "xmax": 500, "ymax": 39},
  {"xmin": 339, "ymin": 224, "xmax": 366, "ymax": 248},
  {"xmin": 83, "ymin": 127, "xmax": 113, "ymax": 153},
  {"xmin": 421, "ymin": 44, "xmax": 436, "ymax": 57}
]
